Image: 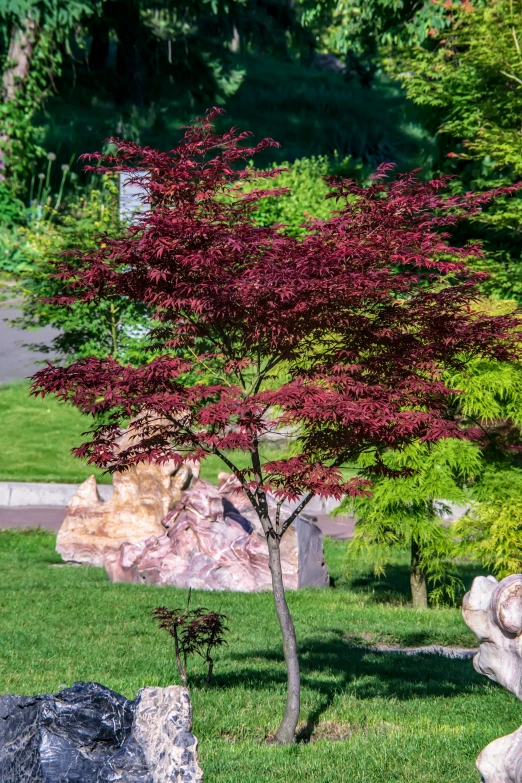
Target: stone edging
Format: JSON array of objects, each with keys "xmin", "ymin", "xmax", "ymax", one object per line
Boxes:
[
  {"xmin": 0, "ymin": 480, "xmax": 342, "ymax": 512},
  {"xmin": 354, "ymin": 643, "xmax": 477, "ymax": 659},
  {"xmin": 0, "ymin": 481, "xmax": 113, "ymax": 507}
]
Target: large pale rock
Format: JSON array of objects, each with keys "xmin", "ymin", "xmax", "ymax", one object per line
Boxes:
[
  {"xmin": 463, "ymin": 574, "xmax": 522, "ymax": 783},
  {"xmin": 57, "ymin": 426, "xmax": 199, "ymax": 566},
  {"xmin": 0, "ymin": 681, "xmax": 202, "ymax": 783},
  {"xmin": 104, "ymin": 473, "xmax": 329, "ymax": 591},
  {"xmin": 477, "ymin": 727, "xmax": 522, "ymax": 783}
]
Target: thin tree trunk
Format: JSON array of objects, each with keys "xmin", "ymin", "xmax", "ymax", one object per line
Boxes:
[
  {"xmin": 230, "ymin": 26, "xmax": 240, "ymax": 53},
  {"xmin": 205, "ymin": 658, "xmax": 214, "ymax": 685},
  {"xmin": 266, "ymin": 530, "xmax": 300, "ymax": 744},
  {"xmin": 410, "ymin": 538, "xmax": 428, "ymax": 609},
  {"xmin": 173, "ymin": 632, "xmax": 187, "ymax": 687},
  {"xmin": 109, "ymin": 302, "xmax": 119, "ymax": 358}
]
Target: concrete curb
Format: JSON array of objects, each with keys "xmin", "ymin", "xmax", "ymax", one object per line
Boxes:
[
  {"xmin": 0, "ymin": 481, "xmax": 340, "ymax": 512},
  {"xmin": 0, "ymin": 481, "xmax": 113, "ymax": 507}
]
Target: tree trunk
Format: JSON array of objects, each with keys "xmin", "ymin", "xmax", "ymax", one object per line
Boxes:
[
  {"xmin": 230, "ymin": 26, "xmax": 240, "ymax": 53},
  {"xmin": 173, "ymin": 633, "xmax": 187, "ymax": 687},
  {"xmin": 2, "ymin": 17, "xmax": 39, "ymax": 101},
  {"xmin": 1, "ymin": 16, "xmax": 39, "ymax": 178},
  {"xmin": 266, "ymin": 531, "xmax": 300, "ymax": 743},
  {"xmin": 410, "ymin": 538, "xmax": 428, "ymax": 609}
]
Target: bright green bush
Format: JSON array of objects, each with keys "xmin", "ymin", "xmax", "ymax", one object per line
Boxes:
[
  {"xmin": 453, "ymin": 467, "xmax": 522, "ymax": 579},
  {"xmin": 250, "ymin": 155, "xmax": 364, "ymax": 236},
  {"xmin": 5, "ymin": 175, "xmax": 150, "ymax": 364}
]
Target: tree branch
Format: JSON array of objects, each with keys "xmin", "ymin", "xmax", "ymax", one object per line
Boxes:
[{"xmin": 280, "ymin": 448, "xmax": 354, "ymax": 535}]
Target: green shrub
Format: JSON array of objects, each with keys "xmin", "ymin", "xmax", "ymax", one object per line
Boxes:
[
  {"xmin": 249, "ymin": 155, "xmax": 365, "ymax": 236},
  {"xmin": 6, "ymin": 176, "xmax": 150, "ymax": 364}
]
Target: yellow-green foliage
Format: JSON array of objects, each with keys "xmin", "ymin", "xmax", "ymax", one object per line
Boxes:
[
  {"xmin": 1, "ymin": 176, "xmax": 119, "ymax": 277},
  {"xmin": 248, "ymin": 155, "xmax": 358, "ymax": 236},
  {"xmin": 337, "ymin": 439, "xmax": 482, "ymax": 603},
  {"xmin": 454, "ymin": 496, "xmax": 522, "ymax": 579},
  {"xmin": 447, "ymin": 350, "xmax": 522, "ymax": 580},
  {"xmin": 447, "ymin": 358, "xmax": 522, "ymax": 427}
]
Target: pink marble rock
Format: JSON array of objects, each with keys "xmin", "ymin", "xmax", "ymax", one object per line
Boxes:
[
  {"xmin": 57, "ymin": 428, "xmax": 199, "ymax": 566},
  {"xmin": 104, "ymin": 473, "xmax": 329, "ymax": 591}
]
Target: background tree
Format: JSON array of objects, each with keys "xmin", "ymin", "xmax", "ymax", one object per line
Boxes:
[
  {"xmin": 387, "ymin": 0, "xmax": 522, "ymax": 302},
  {"xmin": 0, "ymin": 0, "xmax": 97, "ymax": 188},
  {"xmin": 338, "ymin": 438, "xmax": 482, "ymax": 608},
  {"xmin": 31, "ymin": 110, "xmax": 518, "ymax": 743}
]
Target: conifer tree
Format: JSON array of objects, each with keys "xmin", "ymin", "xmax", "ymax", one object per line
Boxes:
[{"xmin": 338, "ymin": 439, "xmax": 482, "ymax": 608}]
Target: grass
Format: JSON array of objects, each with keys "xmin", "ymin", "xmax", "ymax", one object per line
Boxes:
[
  {"xmin": 0, "ymin": 382, "xmax": 292, "ymax": 484},
  {"xmin": 0, "ymin": 382, "xmax": 110, "ymax": 483},
  {"xmin": 0, "ymin": 528, "xmax": 518, "ymax": 783}
]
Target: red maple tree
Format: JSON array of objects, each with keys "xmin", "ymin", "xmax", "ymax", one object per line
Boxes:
[{"xmin": 31, "ymin": 109, "xmax": 519, "ymax": 743}]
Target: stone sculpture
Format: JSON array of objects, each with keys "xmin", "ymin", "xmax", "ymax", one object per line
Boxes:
[
  {"xmin": 57, "ymin": 426, "xmax": 199, "ymax": 566},
  {"xmin": 0, "ymin": 681, "xmax": 202, "ymax": 783},
  {"xmin": 463, "ymin": 574, "xmax": 522, "ymax": 783},
  {"xmin": 104, "ymin": 473, "xmax": 329, "ymax": 591}
]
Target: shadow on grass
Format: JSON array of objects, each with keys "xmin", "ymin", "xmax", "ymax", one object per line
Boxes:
[
  {"xmin": 212, "ymin": 628, "xmax": 489, "ymax": 740},
  {"xmin": 342, "ymin": 561, "xmax": 488, "ymax": 606}
]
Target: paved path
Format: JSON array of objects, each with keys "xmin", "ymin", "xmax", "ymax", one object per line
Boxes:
[
  {"xmin": 0, "ymin": 507, "xmax": 65, "ymax": 530},
  {"xmin": 0, "ymin": 506, "xmax": 355, "ymax": 538},
  {"xmin": 0, "ymin": 305, "xmax": 59, "ymax": 383}
]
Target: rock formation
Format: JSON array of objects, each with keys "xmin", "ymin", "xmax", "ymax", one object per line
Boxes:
[
  {"xmin": 57, "ymin": 426, "xmax": 199, "ymax": 566},
  {"xmin": 104, "ymin": 473, "xmax": 329, "ymax": 591},
  {"xmin": 0, "ymin": 681, "xmax": 202, "ymax": 783},
  {"xmin": 463, "ymin": 574, "xmax": 522, "ymax": 783}
]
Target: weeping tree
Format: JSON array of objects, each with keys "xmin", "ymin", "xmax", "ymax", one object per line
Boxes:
[
  {"xmin": 338, "ymin": 439, "xmax": 483, "ymax": 607},
  {"xmin": 31, "ymin": 109, "xmax": 519, "ymax": 742}
]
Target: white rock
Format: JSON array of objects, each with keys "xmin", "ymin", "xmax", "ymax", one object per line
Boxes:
[{"xmin": 463, "ymin": 574, "xmax": 522, "ymax": 783}]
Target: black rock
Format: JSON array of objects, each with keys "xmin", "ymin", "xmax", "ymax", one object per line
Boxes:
[{"xmin": 0, "ymin": 682, "xmax": 202, "ymax": 783}]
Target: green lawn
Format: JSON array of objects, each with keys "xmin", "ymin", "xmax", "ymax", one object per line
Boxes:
[
  {"xmin": 0, "ymin": 529, "xmax": 516, "ymax": 783},
  {"xmin": 0, "ymin": 382, "xmax": 289, "ymax": 484}
]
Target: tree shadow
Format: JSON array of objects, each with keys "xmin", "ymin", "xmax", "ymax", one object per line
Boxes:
[
  {"xmin": 210, "ymin": 628, "xmax": 489, "ymax": 739},
  {"xmin": 343, "ymin": 560, "xmax": 490, "ymax": 606}
]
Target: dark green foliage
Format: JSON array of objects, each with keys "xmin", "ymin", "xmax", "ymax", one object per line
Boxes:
[
  {"xmin": 387, "ymin": 0, "xmax": 522, "ymax": 303},
  {"xmin": 37, "ymin": 56, "xmax": 430, "ymax": 173},
  {"xmin": 0, "ymin": 1, "xmax": 98, "ymax": 186},
  {"xmin": 299, "ymin": 0, "xmax": 458, "ymax": 85}
]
